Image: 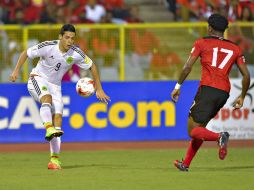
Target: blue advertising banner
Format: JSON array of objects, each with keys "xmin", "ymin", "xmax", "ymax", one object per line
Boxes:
[{"xmin": 0, "ymin": 81, "xmax": 199, "ymax": 143}]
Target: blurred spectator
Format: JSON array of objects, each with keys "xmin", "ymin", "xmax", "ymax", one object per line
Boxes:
[
  {"xmin": 238, "ymin": 5, "xmax": 253, "ymax": 21},
  {"xmin": 228, "ymin": 24, "xmax": 254, "ymax": 77},
  {"xmin": 91, "ymin": 29, "xmax": 117, "ymax": 67},
  {"xmin": 0, "ymin": 0, "xmax": 11, "ymax": 24},
  {"xmin": 175, "ymin": 0, "xmax": 254, "ymax": 22},
  {"xmin": 228, "ymin": 24, "xmax": 253, "ymax": 54},
  {"xmin": 150, "ymin": 44, "xmax": 182, "ymax": 79},
  {"xmin": 125, "ymin": 5, "xmax": 143, "ymax": 23},
  {"xmin": 100, "ymin": 10, "xmax": 114, "ymax": 23},
  {"xmin": 85, "ymin": 0, "xmax": 106, "ymax": 23},
  {"xmin": 55, "ymin": 6, "xmax": 70, "ymax": 23},
  {"xmin": 75, "ymin": 30, "xmax": 92, "ymax": 78},
  {"xmin": 76, "ymin": 30, "xmax": 89, "ymax": 53},
  {"xmin": 159, "ymin": 0, "xmax": 177, "ymax": 21},
  {"xmin": 199, "ymin": 3, "xmax": 214, "ymax": 21},
  {"xmin": 90, "ymin": 29, "xmax": 119, "ymax": 80},
  {"xmin": 69, "ymin": 1, "xmax": 86, "ymax": 24},
  {"xmin": 1, "ymin": 0, "xmax": 42, "ymax": 24},
  {"xmin": 40, "ymin": 0, "xmax": 70, "ymax": 24},
  {"xmin": 100, "ymin": 10, "xmax": 127, "ymax": 23},
  {"xmin": 40, "ymin": 4, "xmax": 57, "ymax": 24},
  {"xmin": 111, "ymin": 8, "xmax": 129, "ymax": 21},
  {"xmin": 176, "ymin": 0, "xmax": 207, "ymax": 21},
  {"xmin": 101, "ymin": 0, "xmax": 129, "ymax": 20},
  {"xmin": 227, "ymin": 0, "xmax": 240, "ymax": 22},
  {"xmin": 167, "ymin": 0, "xmax": 177, "ymax": 20},
  {"xmin": 10, "ymin": 8, "xmax": 25, "ymax": 24},
  {"xmin": 129, "ymin": 29, "xmax": 160, "ymax": 79},
  {"xmin": 23, "ymin": 3, "xmax": 42, "ymax": 24},
  {"xmin": 7, "ymin": 0, "xmax": 25, "ymax": 24}
]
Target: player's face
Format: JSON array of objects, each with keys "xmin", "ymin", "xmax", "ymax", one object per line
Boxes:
[{"xmin": 59, "ymin": 31, "xmax": 76, "ymax": 52}]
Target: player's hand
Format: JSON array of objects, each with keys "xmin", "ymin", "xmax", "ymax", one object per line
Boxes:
[
  {"xmin": 232, "ymin": 96, "xmax": 244, "ymax": 110},
  {"xmin": 9, "ymin": 70, "xmax": 19, "ymax": 82},
  {"xmin": 96, "ymin": 89, "xmax": 111, "ymax": 104},
  {"xmin": 171, "ymin": 89, "xmax": 180, "ymax": 103}
]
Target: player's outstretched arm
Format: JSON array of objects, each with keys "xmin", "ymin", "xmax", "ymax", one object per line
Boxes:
[
  {"xmin": 171, "ymin": 56, "xmax": 198, "ymax": 103},
  {"xmin": 90, "ymin": 63, "xmax": 111, "ymax": 104},
  {"xmin": 177, "ymin": 56, "xmax": 198, "ymax": 85},
  {"xmin": 233, "ymin": 63, "xmax": 250, "ymax": 109},
  {"xmin": 9, "ymin": 50, "xmax": 28, "ymax": 82}
]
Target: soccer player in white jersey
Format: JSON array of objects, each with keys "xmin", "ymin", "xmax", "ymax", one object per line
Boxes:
[{"xmin": 9, "ymin": 24, "xmax": 110, "ymax": 170}]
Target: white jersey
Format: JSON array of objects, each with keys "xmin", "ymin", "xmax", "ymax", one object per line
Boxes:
[{"xmin": 27, "ymin": 40, "xmax": 92, "ymax": 86}]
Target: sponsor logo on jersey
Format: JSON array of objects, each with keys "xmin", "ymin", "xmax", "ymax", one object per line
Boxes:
[{"xmin": 66, "ymin": 57, "xmax": 74, "ymax": 64}]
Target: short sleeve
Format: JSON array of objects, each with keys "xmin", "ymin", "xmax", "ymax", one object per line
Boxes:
[
  {"xmin": 190, "ymin": 39, "xmax": 202, "ymax": 57},
  {"xmin": 77, "ymin": 55, "xmax": 93, "ymax": 70},
  {"xmin": 236, "ymin": 47, "xmax": 245, "ymax": 65},
  {"xmin": 27, "ymin": 42, "xmax": 47, "ymax": 59}
]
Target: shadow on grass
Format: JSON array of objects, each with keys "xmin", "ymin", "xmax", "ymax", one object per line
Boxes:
[
  {"xmin": 63, "ymin": 165, "xmax": 87, "ymax": 169},
  {"xmin": 63, "ymin": 164, "xmax": 128, "ymax": 170},
  {"xmin": 195, "ymin": 165, "xmax": 254, "ymax": 171},
  {"xmin": 63, "ymin": 164, "xmax": 169, "ymax": 171}
]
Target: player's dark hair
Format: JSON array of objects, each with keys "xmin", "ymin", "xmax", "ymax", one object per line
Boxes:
[
  {"xmin": 208, "ymin": 14, "xmax": 228, "ymax": 33},
  {"xmin": 60, "ymin": 24, "xmax": 76, "ymax": 35}
]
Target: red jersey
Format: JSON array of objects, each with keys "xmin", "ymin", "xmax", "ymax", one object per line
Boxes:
[{"xmin": 191, "ymin": 36, "xmax": 245, "ymax": 92}]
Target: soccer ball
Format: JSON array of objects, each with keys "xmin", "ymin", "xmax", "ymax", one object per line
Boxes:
[{"xmin": 76, "ymin": 77, "xmax": 95, "ymax": 97}]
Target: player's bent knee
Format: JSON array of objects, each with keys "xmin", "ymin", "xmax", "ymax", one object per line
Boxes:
[
  {"xmin": 187, "ymin": 116, "xmax": 205, "ymax": 137},
  {"xmin": 40, "ymin": 94, "xmax": 52, "ymax": 104}
]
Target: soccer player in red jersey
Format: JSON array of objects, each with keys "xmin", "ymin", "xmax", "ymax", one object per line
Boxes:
[{"xmin": 171, "ymin": 14, "xmax": 250, "ymax": 171}]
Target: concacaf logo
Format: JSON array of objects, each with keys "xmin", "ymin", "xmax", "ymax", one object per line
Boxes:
[
  {"xmin": 66, "ymin": 57, "xmax": 74, "ymax": 64},
  {"xmin": 42, "ymin": 86, "xmax": 47, "ymax": 91}
]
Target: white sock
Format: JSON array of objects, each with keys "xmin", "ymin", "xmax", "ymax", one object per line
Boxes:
[
  {"xmin": 50, "ymin": 137, "xmax": 61, "ymax": 156},
  {"xmin": 50, "ymin": 126, "xmax": 61, "ymax": 156},
  {"xmin": 40, "ymin": 103, "xmax": 52, "ymax": 126}
]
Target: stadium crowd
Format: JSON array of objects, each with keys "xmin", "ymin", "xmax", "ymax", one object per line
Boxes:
[
  {"xmin": 171, "ymin": 0, "xmax": 254, "ymax": 22},
  {"xmin": 1, "ymin": 0, "xmax": 254, "ymax": 24},
  {"xmin": 0, "ymin": 0, "xmax": 143, "ymax": 25}
]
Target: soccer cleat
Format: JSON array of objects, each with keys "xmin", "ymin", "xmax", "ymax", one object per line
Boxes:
[
  {"xmin": 45, "ymin": 127, "xmax": 64, "ymax": 141},
  {"xmin": 218, "ymin": 132, "xmax": 230, "ymax": 160},
  {"xmin": 48, "ymin": 158, "xmax": 62, "ymax": 170},
  {"xmin": 174, "ymin": 160, "xmax": 189, "ymax": 172}
]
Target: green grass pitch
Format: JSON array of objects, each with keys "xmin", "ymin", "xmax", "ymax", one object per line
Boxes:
[{"xmin": 1, "ymin": 148, "xmax": 254, "ymax": 190}]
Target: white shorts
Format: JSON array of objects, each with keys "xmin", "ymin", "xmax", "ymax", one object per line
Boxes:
[{"xmin": 27, "ymin": 76, "xmax": 63, "ymax": 114}]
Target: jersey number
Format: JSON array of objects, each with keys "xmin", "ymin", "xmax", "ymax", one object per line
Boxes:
[
  {"xmin": 55, "ymin": 63, "xmax": 61, "ymax": 71},
  {"xmin": 212, "ymin": 47, "xmax": 233, "ymax": 69}
]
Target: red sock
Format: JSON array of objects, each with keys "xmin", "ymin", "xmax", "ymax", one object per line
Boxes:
[
  {"xmin": 183, "ymin": 138, "xmax": 203, "ymax": 167},
  {"xmin": 190, "ymin": 126, "xmax": 219, "ymax": 141}
]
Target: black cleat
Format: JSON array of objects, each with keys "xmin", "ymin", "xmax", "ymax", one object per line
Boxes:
[
  {"xmin": 218, "ymin": 132, "xmax": 230, "ymax": 160},
  {"xmin": 174, "ymin": 160, "xmax": 189, "ymax": 172}
]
